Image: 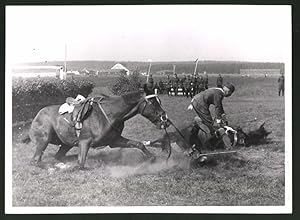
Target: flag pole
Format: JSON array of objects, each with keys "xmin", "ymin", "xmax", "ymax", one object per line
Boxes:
[
  {"xmin": 193, "ymin": 58, "xmax": 199, "ymax": 76},
  {"xmin": 173, "ymin": 64, "xmax": 176, "ymax": 76},
  {"xmin": 147, "ymin": 60, "xmax": 152, "ymax": 83}
]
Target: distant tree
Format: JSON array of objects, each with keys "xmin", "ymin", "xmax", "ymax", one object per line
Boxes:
[{"xmin": 110, "ymin": 72, "xmax": 142, "ymax": 95}]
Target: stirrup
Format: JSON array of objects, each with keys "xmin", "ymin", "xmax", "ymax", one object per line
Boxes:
[{"xmin": 75, "ymin": 122, "xmax": 82, "ymax": 137}]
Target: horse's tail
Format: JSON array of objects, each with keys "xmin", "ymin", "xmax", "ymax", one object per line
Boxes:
[{"xmin": 21, "ymin": 134, "xmax": 31, "ymax": 144}]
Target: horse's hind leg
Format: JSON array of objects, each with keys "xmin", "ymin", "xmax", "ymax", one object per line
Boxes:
[
  {"xmin": 54, "ymin": 145, "xmax": 73, "ymax": 161},
  {"xmin": 30, "ymin": 135, "xmax": 50, "ymax": 165},
  {"xmin": 29, "ymin": 122, "xmax": 52, "ymax": 165},
  {"xmin": 110, "ymin": 137, "xmax": 155, "ymax": 161}
]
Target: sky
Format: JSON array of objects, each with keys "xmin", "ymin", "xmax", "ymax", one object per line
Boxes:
[{"xmin": 6, "ymin": 5, "xmax": 291, "ymax": 64}]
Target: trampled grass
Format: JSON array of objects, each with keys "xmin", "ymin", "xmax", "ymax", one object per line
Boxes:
[{"xmin": 11, "ymin": 75, "xmax": 285, "ymax": 207}]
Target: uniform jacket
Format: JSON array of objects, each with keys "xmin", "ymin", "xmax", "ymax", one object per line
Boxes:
[
  {"xmin": 216, "ymin": 76, "xmax": 223, "ymax": 87},
  {"xmin": 278, "ymin": 76, "xmax": 284, "ymax": 87},
  {"xmin": 203, "ymin": 75, "xmax": 208, "ymax": 84},
  {"xmin": 192, "ymin": 88, "xmax": 225, "ymax": 123}
]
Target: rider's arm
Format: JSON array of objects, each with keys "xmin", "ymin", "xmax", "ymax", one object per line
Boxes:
[{"xmin": 214, "ymin": 92, "xmax": 225, "ymax": 121}]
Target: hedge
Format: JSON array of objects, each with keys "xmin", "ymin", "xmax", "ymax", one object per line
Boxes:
[
  {"xmin": 12, "ymin": 77, "xmax": 94, "ymax": 124},
  {"xmin": 110, "ymin": 73, "xmax": 143, "ymax": 95}
]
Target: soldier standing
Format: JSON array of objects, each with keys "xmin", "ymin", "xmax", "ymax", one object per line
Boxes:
[
  {"xmin": 144, "ymin": 74, "xmax": 155, "ymax": 95},
  {"xmin": 203, "ymin": 72, "xmax": 209, "ymax": 90},
  {"xmin": 173, "ymin": 74, "xmax": 180, "ymax": 96},
  {"xmin": 184, "ymin": 75, "xmax": 193, "ymax": 98},
  {"xmin": 278, "ymin": 73, "xmax": 284, "ymax": 96},
  {"xmin": 216, "ymin": 74, "xmax": 223, "ymax": 88},
  {"xmin": 166, "ymin": 75, "xmax": 172, "ymax": 96},
  {"xmin": 192, "ymin": 76, "xmax": 198, "ymax": 96},
  {"xmin": 198, "ymin": 75, "xmax": 205, "ymax": 93},
  {"xmin": 158, "ymin": 79, "xmax": 164, "ymax": 94}
]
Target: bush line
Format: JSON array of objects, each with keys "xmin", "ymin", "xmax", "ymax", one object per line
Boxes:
[{"xmin": 12, "ymin": 77, "xmax": 94, "ymax": 123}]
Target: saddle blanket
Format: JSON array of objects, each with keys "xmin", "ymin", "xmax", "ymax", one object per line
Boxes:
[{"xmin": 58, "ymin": 94, "xmax": 86, "ymax": 115}]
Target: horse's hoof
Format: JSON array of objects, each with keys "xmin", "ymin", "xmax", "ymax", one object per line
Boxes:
[
  {"xmin": 30, "ymin": 159, "xmax": 40, "ymax": 166},
  {"xmin": 69, "ymin": 164, "xmax": 81, "ymax": 172},
  {"xmin": 54, "ymin": 155, "xmax": 65, "ymax": 162}
]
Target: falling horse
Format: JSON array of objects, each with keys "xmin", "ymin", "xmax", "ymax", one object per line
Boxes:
[
  {"xmin": 150, "ymin": 121, "xmax": 270, "ymax": 155},
  {"xmin": 22, "ymin": 91, "xmax": 170, "ymax": 168}
]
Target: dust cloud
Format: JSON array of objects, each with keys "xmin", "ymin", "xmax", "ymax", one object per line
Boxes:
[{"xmin": 104, "ymin": 153, "xmax": 191, "ymax": 178}]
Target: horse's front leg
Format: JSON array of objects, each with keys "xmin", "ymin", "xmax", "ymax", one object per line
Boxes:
[
  {"xmin": 78, "ymin": 139, "xmax": 92, "ymax": 168},
  {"xmin": 110, "ymin": 136, "xmax": 156, "ymax": 162}
]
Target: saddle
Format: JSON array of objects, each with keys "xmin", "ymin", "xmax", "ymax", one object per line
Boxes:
[{"xmin": 65, "ymin": 95, "xmax": 94, "ymax": 136}]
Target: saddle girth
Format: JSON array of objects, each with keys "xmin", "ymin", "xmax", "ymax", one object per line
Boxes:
[{"xmin": 72, "ymin": 98, "xmax": 94, "ymax": 137}]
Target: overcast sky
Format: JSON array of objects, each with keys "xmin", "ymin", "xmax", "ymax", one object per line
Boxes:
[{"xmin": 6, "ymin": 5, "xmax": 291, "ymax": 64}]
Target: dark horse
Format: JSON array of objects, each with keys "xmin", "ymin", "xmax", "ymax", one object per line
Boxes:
[
  {"xmin": 22, "ymin": 91, "xmax": 170, "ymax": 168},
  {"xmin": 150, "ymin": 122, "xmax": 270, "ymax": 154}
]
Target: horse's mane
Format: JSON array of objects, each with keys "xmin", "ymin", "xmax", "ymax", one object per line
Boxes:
[
  {"xmin": 93, "ymin": 91, "xmax": 143, "ymax": 106},
  {"xmin": 121, "ymin": 91, "xmax": 144, "ymax": 106}
]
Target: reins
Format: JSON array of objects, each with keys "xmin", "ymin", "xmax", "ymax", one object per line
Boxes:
[
  {"xmin": 164, "ymin": 119, "xmax": 196, "ymax": 161},
  {"xmin": 168, "ymin": 119, "xmax": 191, "ymax": 149},
  {"xmin": 164, "ymin": 128, "xmax": 172, "ymax": 162}
]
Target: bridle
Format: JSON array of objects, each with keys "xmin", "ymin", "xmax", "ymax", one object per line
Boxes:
[
  {"xmin": 223, "ymin": 126, "xmax": 238, "ymax": 148},
  {"xmin": 139, "ymin": 94, "xmax": 169, "ymax": 125}
]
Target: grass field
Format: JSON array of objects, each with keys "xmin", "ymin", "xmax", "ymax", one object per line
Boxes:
[{"xmin": 11, "ymin": 75, "xmax": 285, "ymax": 207}]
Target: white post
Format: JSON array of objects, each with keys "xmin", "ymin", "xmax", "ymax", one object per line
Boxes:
[
  {"xmin": 59, "ymin": 67, "xmax": 66, "ymax": 80},
  {"xmin": 173, "ymin": 64, "xmax": 176, "ymax": 75},
  {"xmin": 194, "ymin": 58, "xmax": 199, "ymax": 76},
  {"xmin": 147, "ymin": 60, "xmax": 152, "ymax": 82}
]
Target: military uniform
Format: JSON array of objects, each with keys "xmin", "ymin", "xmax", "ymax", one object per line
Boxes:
[
  {"xmin": 158, "ymin": 80, "xmax": 164, "ymax": 94},
  {"xmin": 216, "ymin": 75, "xmax": 223, "ymax": 88},
  {"xmin": 172, "ymin": 75, "xmax": 180, "ymax": 96},
  {"xmin": 184, "ymin": 77, "xmax": 193, "ymax": 98},
  {"xmin": 192, "ymin": 77, "xmax": 198, "ymax": 96},
  {"xmin": 278, "ymin": 75, "xmax": 284, "ymax": 96},
  {"xmin": 203, "ymin": 74, "xmax": 209, "ymax": 90},
  {"xmin": 189, "ymin": 83, "xmax": 235, "ymax": 150},
  {"xmin": 198, "ymin": 76, "xmax": 205, "ymax": 93},
  {"xmin": 191, "ymin": 87, "xmax": 226, "ymax": 132},
  {"xmin": 166, "ymin": 77, "xmax": 172, "ymax": 96}
]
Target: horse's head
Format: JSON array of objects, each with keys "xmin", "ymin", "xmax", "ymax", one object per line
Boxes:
[
  {"xmin": 246, "ymin": 122, "xmax": 272, "ymax": 145},
  {"xmin": 231, "ymin": 122, "xmax": 271, "ymax": 147},
  {"xmin": 139, "ymin": 94, "xmax": 170, "ymax": 129}
]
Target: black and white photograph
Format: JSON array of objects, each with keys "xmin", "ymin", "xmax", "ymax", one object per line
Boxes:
[{"xmin": 5, "ymin": 5, "xmax": 292, "ymax": 214}]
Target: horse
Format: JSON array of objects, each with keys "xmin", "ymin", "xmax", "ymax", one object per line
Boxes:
[
  {"xmin": 149, "ymin": 121, "xmax": 270, "ymax": 155},
  {"xmin": 22, "ymin": 90, "xmax": 170, "ymax": 168}
]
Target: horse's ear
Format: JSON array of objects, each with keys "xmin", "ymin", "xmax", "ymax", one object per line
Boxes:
[{"xmin": 259, "ymin": 122, "xmax": 266, "ymax": 129}]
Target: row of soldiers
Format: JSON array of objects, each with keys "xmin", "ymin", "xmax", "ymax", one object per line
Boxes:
[{"xmin": 147, "ymin": 73, "xmax": 223, "ymax": 98}]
